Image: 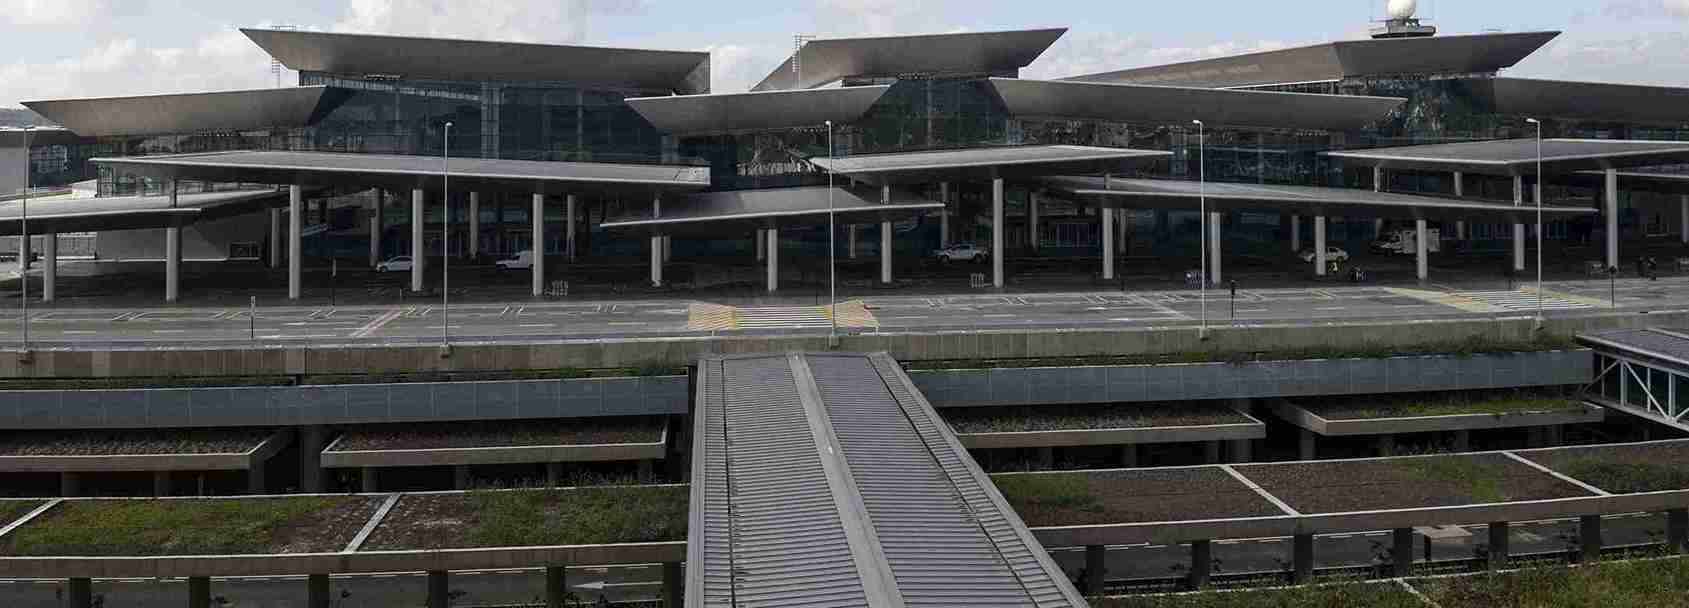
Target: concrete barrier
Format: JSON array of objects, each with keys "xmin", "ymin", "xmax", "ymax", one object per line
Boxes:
[
  {"xmin": 1267, "ymin": 398, "xmax": 1605, "ymax": 437},
  {"xmin": 0, "ymin": 429, "xmax": 289, "ymax": 472},
  {"xmin": 320, "ymin": 423, "xmax": 668, "ymax": 468}
]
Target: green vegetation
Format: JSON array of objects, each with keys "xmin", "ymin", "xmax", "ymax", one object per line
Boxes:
[
  {"xmin": 1397, "ymin": 456, "xmax": 1510, "ymax": 504},
  {"xmin": 1555, "ymin": 460, "xmax": 1689, "ymax": 494},
  {"xmin": 904, "ymin": 334, "xmax": 1580, "ymax": 371},
  {"xmin": 1413, "ymin": 556, "xmax": 1689, "ymax": 607},
  {"xmin": 1095, "ymin": 581, "xmax": 1423, "ymax": 607},
  {"xmin": 365, "ymin": 486, "xmax": 689, "ymax": 550},
  {"xmin": 0, "ymin": 365, "xmax": 686, "ymax": 391},
  {"xmin": 0, "ymin": 500, "xmax": 42, "ymax": 527},
  {"xmin": 2, "ymin": 497, "xmax": 374, "ymax": 556},
  {"xmin": 993, "ymin": 469, "xmax": 1282, "ymax": 527},
  {"xmin": 993, "ymin": 473, "xmax": 1102, "ymax": 513},
  {"xmin": 945, "ymin": 403, "xmax": 1251, "ymax": 434},
  {"xmin": 1304, "ymin": 389, "xmax": 1582, "ymax": 419}
]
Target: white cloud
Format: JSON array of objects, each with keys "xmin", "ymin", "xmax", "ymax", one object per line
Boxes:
[
  {"xmin": 332, "ymin": 0, "xmax": 645, "ymax": 44},
  {"xmin": 703, "ymin": 42, "xmax": 787, "ymax": 94},
  {"xmin": 0, "ymin": 0, "xmax": 108, "ymax": 26},
  {"xmin": 2, "ymin": 29, "xmax": 273, "ymax": 105},
  {"xmin": 1514, "ymin": 30, "xmax": 1689, "ymax": 86}
]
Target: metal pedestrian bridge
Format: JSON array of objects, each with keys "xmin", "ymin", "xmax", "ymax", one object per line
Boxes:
[{"xmin": 687, "ymin": 352, "xmax": 1086, "ymax": 607}]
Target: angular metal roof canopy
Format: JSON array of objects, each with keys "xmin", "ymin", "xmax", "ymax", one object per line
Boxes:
[
  {"xmin": 1580, "ymin": 328, "xmax": 1689, "ymax": 372},
  {"xmin": 1321, "ymin": 139, "xmax": 1689, "ymax": 176},
  {"xmin": 0, "ymin": 189, "xmax": 287, "ymax": 236},
  {"xmin": 992, "ymin": 78, "xmax": 1405, "ymax": 131},
  {"xmin": 242, "ymin": 28, "xmax": 711, "ymax": 94},
  {"xmin": 752, "ymin": 28, "xmax": 1067, "ymax": 92},
  {"xmin": 1049, "ymin": 176, "xmax": 1599, "ymax": 222},
  {"xmin": 95, "ymin": 151, "xmax": 710, "ymax": 196},
  {"xmin": 812, "ymin": 144, "xmax": 1170, "ymax": 186},
  {"xmin": 626, "ymin": 86, "xmax": 891, "ymax": 135},
  {"xmin": 1489, "ymin": 78, "xmax": 1689, "ymax": 126},
  {"xmin": 1067, "ymin": 31, "xmax": 1560, "ymax": 89},
  {"xmin": 690, "ymin": 352, "xmax": 1086, "ymax": 608},
  {"xmin": 600, "ymin": 185, "xmax": 942, "ymax": 236},
  {"xmin": 22, "ymin": 87, "xmax": 350, "ymax": 138}
]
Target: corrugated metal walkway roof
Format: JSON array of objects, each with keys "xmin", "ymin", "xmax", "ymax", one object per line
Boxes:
[{"xmin": 689, "ymin": 352, "xmax": 1085, "ymax": 608}]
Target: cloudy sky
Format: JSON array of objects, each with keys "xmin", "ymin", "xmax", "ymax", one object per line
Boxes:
[{"xmin": 2, "ymin": 0, "xmax": 1688, "ymax": 107}]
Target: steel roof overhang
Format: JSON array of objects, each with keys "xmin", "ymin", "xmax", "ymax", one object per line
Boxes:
[
  {"xmin": 94, "ymin": 151, "xmax": 710, "ymax": 196},
  {"xmin": 600, "ymin": 185, "xmax": 942, "ymax": 237},
  {"xmin": 0, "ymin": 128, "xmax": 92, "ymax": 147},
  {"xmin": 1050, "ymin": 176, "xmax": 1600, "ymax": 222},
  {"xmin": 1321, "ymin": 139, "xmax": 1689, "ymax": 176},
  {"xmin": 1066, "ymin": 31, "xmax": 1560, "ymax": 89},
  {"xmin": 1560, "ymin": 170, "xmax": 1689, "ymax": 196},
  {"xmin": 0, "ymin": 189, "xmax": 287, "ymax": 236},
  {"xmin": 811, "ymin": 145, "xmax": 1170, "ymax": 186},
  {"xmin": 752, "ymin": 28, "xmax": 1067, "ymax": 91},
  {"xmin": 242, "ymin": 28, "xmax": 710, "ymax": 94},
  {"xmin": 991, "ymin": 78, "xmax": 1405, "ymax": 131},
  {"xmin": 625, "ymin": 86, "xmax": 891, "ymax": 135},
  {"xmin": 23, "ymin": 87, "xmax": 350, "ymax": 138},
  {"xmin": 1490, "ymin": 78, "xmax": 1689, "ymax": 127}
]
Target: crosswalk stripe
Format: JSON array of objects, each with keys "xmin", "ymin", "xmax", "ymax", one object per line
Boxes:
[{"xmin": 1454, "ymin": 290, "xmax": 1594, "ymax": 312}]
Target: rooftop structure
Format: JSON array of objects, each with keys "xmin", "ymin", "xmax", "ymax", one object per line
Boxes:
[{"xmin": 752, "ymin": 28, "xmax": 1066, "ymax": 91}]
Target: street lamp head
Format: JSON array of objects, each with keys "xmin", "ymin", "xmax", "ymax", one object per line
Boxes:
[
  {"xmin": 1525, "ymin": 118, "xmax": 1540, "ymax": 124},
  {"xmin": 824, "ymin": 120, "xmax": 832, "ymax": 127},
  {"xmin": 1191, "ymin": 119, "xmax": 1203, "ymax": 126}
]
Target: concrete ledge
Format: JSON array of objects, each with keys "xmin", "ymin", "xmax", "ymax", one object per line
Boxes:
[
  {"xmin": 1266, "ymin": 399, "xmax": 1606, "ymax": 436},
  {"xmin": 958, "ymin": 418, "xmax": 1265, "ymax": 450},
  {"xmin": 0, "ymin": 541, "xmax": 687, "ymax": 578},
  {"xmin": 321, "ymin": 423, "xmax": 668, "ymax": 468},
  {"xmin": 0, "ymin": 429, "xmax": 290, "ymax": 472}
]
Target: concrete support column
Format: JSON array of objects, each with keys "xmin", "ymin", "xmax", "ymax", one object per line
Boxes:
[
  {"xmin": 1035, "ymin": 446, "xmax": 1054, "ymax": 469},
  {"xmin": 566, "ymin": 195, "xmax": 577, "ymax": 260},
  {"xmin": 1453, "ymin": 429, "xmax": 1471, "ymax": 452},
  {"xmin": 454, "ymin": 465, "xmax": 471, "ymax": 490},
  {"xmin": 1209, "ymin": 212, "xmax": 1222, "ymax": 285},
  {"xmin": 532, "ymin": 194, "xmax": 545, "ymax": 297},
  {"xmin": 1291, "ymin": 533, "xmax": 1314, "ymax": 583},
  {"xmin": 1579, "ymin": 514, "xmax": 1602, "ymax": 563},
  {"xmin": 1314, "ymin": 216, "xmax": 1328, "ymax": 276},
  {"xmin": 1228, "ymin": 439, "xmax": 1251, "ymax": 463},
  {"xmin": 67, "ymin": 578, "xmax": 93, "ymax": 608},
  {"xmin": 882, "ymin": 185, "xmax": 893, "ymax": 285},
  {"xmin": 369, "ymin": 203, "xmax": 381, "ymax": 268},
  {"xmin": 1120, "ymin": 444, "xmax": 1138, "ymax": 467},
  {"xmin": 41, "ymin": 233, "xmax": 55, "ymax": 302},
  {"xmin": 1681, "ymin": 195, "xmax": 1688, "ymax": 245},
  {"xmin": 188, "ymin": 576, "xmax": 210, "ymax": 608},
  {"xmin": 1203, "ymin": 441, "xmax": 1221, "ymax": 464},
  {"xmin": 766, "ymin": 229, "xmax": 779, "ymax": 293},
  {"xmin": 1373, "ymin": 166, "xmax": 1384, "ymax": 192},
  {"xmin": 1029, "ymin": 191, "xmax": 1039, "ymax": 252},
  {"xmin": 755, "ymin": 229, "xmax": 765, "ymax": 261},
  {"xmin": 165, "ymin": 225, "xmax": 182, "ymax": 303},
  {"xmin": 60, "ymin": 471, "xmax": 80, "ymax": 497},
  {"xmin": 546, "ymin": 463, "xmax": 562, "ymax": 487},
  {"xmin": 650, "ymin": 197, "xmax": 663, "ymax": 288},
  {"xmin": 469, "ymin": 192, "xmax": 480, "ymax": 258},
  {"xmin": 307, "ymin": 574, "xmax": 331, "ymax": 608},
  {"xmin": 940, "ymin": 182, "xmax": 951, "ymax": 247},
  {"xmin": 411, "ymin": 189, "xmax": 425, "ymax": 293},
  {"xmin": 152, "ymin": 471, "xmax": 171, "ymax": 497},
  {"xmin": 1605, "ymin": 169, "xmax": 1620, "ymax": 270},
  {"xmin": 361, "ymin": 467, "xmax": 379, "ymax": 493},
  {"xmin": 1084, "ymin": 545, "xmax": 1106, "ymax": 595},
  {"xmin": 1513, "ymin": 176, "xmax": 1527, "ymax": 272},
  {"xmin": 299, "ymin": 425, "xmax": 325, "ymax": 493},
  {"xmin": 270, "ymin": 207, "xmax": 283, "ymax": 269},
  {"xmin": 638, "ymin": 459, "xmax": 655, "ymax": 483},
  {"xmin": 1290, "ymin": 214, "xmax": 1300, "ymax": 252},
  {"xmin": 428, "ymin": 571, "xmax": 450, "ymax": 608},
  {"xmin": 992, "ymin": 178, "xmax": 1005, "ymax": 288},
  {"xmin": 1190, "ymin": 539, "xmax": 1212, "ymax": 589},
  {"xmin": 1392, "ymin": 528, "xmax": 1414, "ymax": 577},
  {"xmin": 1378, "ymin": 434, "xmax": 1395, "ymax": 457},
  {"xmin": 1416, "ymin": 219, "xmax": 1429, "ymax": 281},
  {"xmin": 1667, "ymin": 508, "xmax": 1688, "ymax": 554},
  {"xmin": 1299, "ymin": 429, "xmax": 1316, "ymax": 460},
  {"xmin": 1102, "ymin": 202, "xmax": 1115, "ymax": 281},
  {"xmin": 1488, "ymin": 521, "xmax": 1510, "ymax": 570},
  {"xmin": 546, "ymin": 566, "xmax": 567, "ymax": 608},
  {"xmin": 1454, "ymin": 171, "xmax": 1464, "ymax": 197},
  {"xmin": 662, "ymin": 562, "xmax": 683, "ymax": 607},
  {"xmin": 847, "ymin": 225, "xmax": 857, "ymax": 259},
  {"xmin": 249, "ymin": 460, "xmax": 265, "ymax": 494},
  {"xmin": 284, "ymin": 187, "xmax": 302, "ymax": 299}
]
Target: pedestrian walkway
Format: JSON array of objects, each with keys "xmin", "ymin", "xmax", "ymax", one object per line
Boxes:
[
  {"xmin": 1454, "ymin": 290, "xmax": 1597, "ymax": 312},
  {"xmin": 687, "ymin": 301, "xmax": 880, "ymax": 331}
]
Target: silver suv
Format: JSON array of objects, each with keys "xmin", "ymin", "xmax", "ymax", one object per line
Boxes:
[{"xmin": 933, "ymin": 242, "xmax": 988, "ymax": 263}]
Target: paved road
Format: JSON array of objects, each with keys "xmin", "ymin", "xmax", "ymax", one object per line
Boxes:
[{"xmin": 0, "ymin": 277, "xmax": 1685, "ymax": 347}]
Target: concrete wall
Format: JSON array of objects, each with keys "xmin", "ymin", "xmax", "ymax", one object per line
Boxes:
[
  {"xmin": 0, "ymin": 146, "xmax": 21, "ymax": 196},
  {"xmin": 95, "ymin": 211, "xmax": 267, "ymax": 261},
  {"xmin": 910, "ymin": 350, "xmax": 1591, "ymax": 407},
  {"xmin": 0, "ymin": 310, "xmax": 1667, "ymax": 379},
  {"xmin": 0, "ymin": 376, "xmax": 688, "ymax": 430}
]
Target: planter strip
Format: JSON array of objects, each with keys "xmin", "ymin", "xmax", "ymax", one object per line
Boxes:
[
  {"xmin": 343, "ymin": 493, "xmax": 402, "ymax": 553},
  {"xmin": 0, "ymin": 500, "xmax": 59, "ymax": 540}
]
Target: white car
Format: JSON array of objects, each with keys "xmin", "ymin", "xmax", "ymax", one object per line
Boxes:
[
  {"xmin": 1298, "ymin": 247, "xmax": 1349, "ymax": 264},
  {"xmin": 375, "ymin": 256, "xmax": 414, "ymax": 273},
  {"xmin": 933, "ymin": 242, "xmax": 989, "ymax": 263},
  {"xmin": 496, "ymin": 251, "xmax": 536, "ymax": 271}
]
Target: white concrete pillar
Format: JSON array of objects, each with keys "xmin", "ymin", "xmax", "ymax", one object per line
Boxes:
[
  {"xmin": 1029, "ymin": 190, "xmax": 1039, "ymax": 252},
  {"xmin": 566, "ymin": 195, "xmax": 577, "ymax": 260},
  {"xmin": 1315, "ymin": 216, "xmax": 1328, "ymax": 276},
  {"xmin": 992, "ymin": 178, "xmax": 1005, "ymax": 288},
  {"xmin": 939, "ymin": 182, "xmax": 951, "ymax": 247},
  {"xmin": 881, "ymin": 184, "xmax": 892, "ymax": 284},
  {"xmin": 1209, "ymin": 212, "xmax": 1223, "ymax": 286},
  {"xmin": 755, "ymin": 229, "xmax": 765, "ymax": 261},
  {"xmin": 369, "ymin": 194, "xmax": 381, "ymax": 267},
  {"xmin": 165, "ymin": 226, "xmax": 181, "ymax": 303},
  {"xmin": 1606, "ymin": 169, "xmax": 1620, "ymax": 269},
  {"xmin": 269, "ymin": 207, "xmax": 282, "ymax": 269},
  {"xmin": 1681, "ymin": 195, "xmax": 1688, "ymax": 245},
  {"xmin": 1290, "ymin": 214, "xmax": 1300, "ymax": 252},
  {"xmin": 410, "ymin": 189, "xmax": 424, "ymax": 293},
  {"xmin": 1454, "ymin": 172, "xmax": 1464, "ymax": 197},
  {"xmin": 766, "ymin": 228, "xmax": 778, "ymax": 293},
  {"xmin": 531, "ymin": 193, "xmax": 545, "ymax": 297},
  {"xmin": 650, "ymin": 196, "xmax": 663, "ymax": 287},
  {"xmin": 848, "ymin": 225, "xmax": 858, "ymax": 259},
  {"xmin": 1374, "ymin": 218, "xmax": 1385, "ymax": 238},
  {"xmin": 1416, "ymin": 218, "xmax": 1429, "ymax": 281},
  {"xmin": 40, "ymin": 233, "xmax": 55, "ymax": 303},
  {"xmin": 1513, "ymin": 176, "xmax": 1527, "ymax": 272},
  {"xmin": 663, "ymin": 235, "xmax": 672, "ymax": 263},
  {"xmin": 1102, "ymin": 204, "xmax": 1115, "ymax": 281},
  {"xmin": 290, "ymin": 186, "xmax": 304, "ymax": 299},
  {"xmin": 1373, "ymin": 166, "xmax": 1384, "ymax": 192},
  {"xmin": 468, "ymin": 192, "xmax": 480, "ymax": 258}
]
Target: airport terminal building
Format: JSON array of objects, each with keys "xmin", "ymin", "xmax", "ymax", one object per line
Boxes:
[{"xmin": 7, "ymin": 15, "xmax": 1689, "ymax": 303}]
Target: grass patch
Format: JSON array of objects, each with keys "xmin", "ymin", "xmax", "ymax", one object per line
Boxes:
[
  {"xmin": 1397, "ymin": 456, "xmax": 1510, "ymax": 504},
  {"xmin": 994, "ymin": 469, "xmax": 1282, "ymax": 527},
  {"xmin": 1412, "ymin": 556, "xmax": 1689, "ymax": 607},
  {"xmin": 1, "ymin": 496, "xmax": 378, "ymax": 556},
  {"xmin": 904, "ymin": 334, "xmax": 1579, "ymax": 371},
  {"xmin": 1236, "ymin": 453, "xmax": 1591, "ymax": 514},
  {"xmin": 0, "ymin": 500, "xmax": 42, "ymax": 526},
  {"xmin": 993, "ymin": 473, "xmax": 1102, "ymax": 513},
  {"xmin": 1095, "ymin": 580, "xmax": 1423, "ymax": 607},
  {"xmin": 362, "ymin": 486, "xmax": 688, "ymax": 550},
  {"xmin": 1301, "ymin": 388, "xmax": 1582, "ymax": 419},
  {"xmin": 1522, "ymin": 442, "xmax": 1689, "ymax": 494}
]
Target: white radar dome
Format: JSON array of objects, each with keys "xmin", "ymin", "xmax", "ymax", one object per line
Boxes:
[{"xmin": 1386, "ymin": 0, "xmax": 1418, "ymax": 19}]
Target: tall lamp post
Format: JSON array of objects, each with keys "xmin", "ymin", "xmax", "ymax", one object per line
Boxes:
[
  {"xmin": 441, "ymin": 121, "xmax": 453, "ymax": 348},
  {"xmin": 1526, "ymin": 118, "xmax": 1544, "ymax": 329},
  {"xmin": 825, "ymin": 120, "xmax": 837, "ymax": 345},
  {"xmin": 1192, "ymin": 119, "xmax": 1207, "ymax": 339},
  {"xmin": 19, "ymin": 126, "xmax": 31, "ymax": 354}
]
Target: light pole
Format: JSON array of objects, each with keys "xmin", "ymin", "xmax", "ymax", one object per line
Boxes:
[
  {"xmin": 1192, "ymin": 119, "xmax": 1207, "ymax": 339},
  {"xmin": 19, "ymin": 126, "xmax": 30, "ymax": 354},
  {"xmin": 441, "ymin": 121, "xmax": 453, "ymax": 348},
  {"xmin": 825, "ymin": 120, "xmax": 837, "ymax": 345},
  {"xmin": 1526, "ymin": 118, "xmax": 1544, "ymax": 329}
]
